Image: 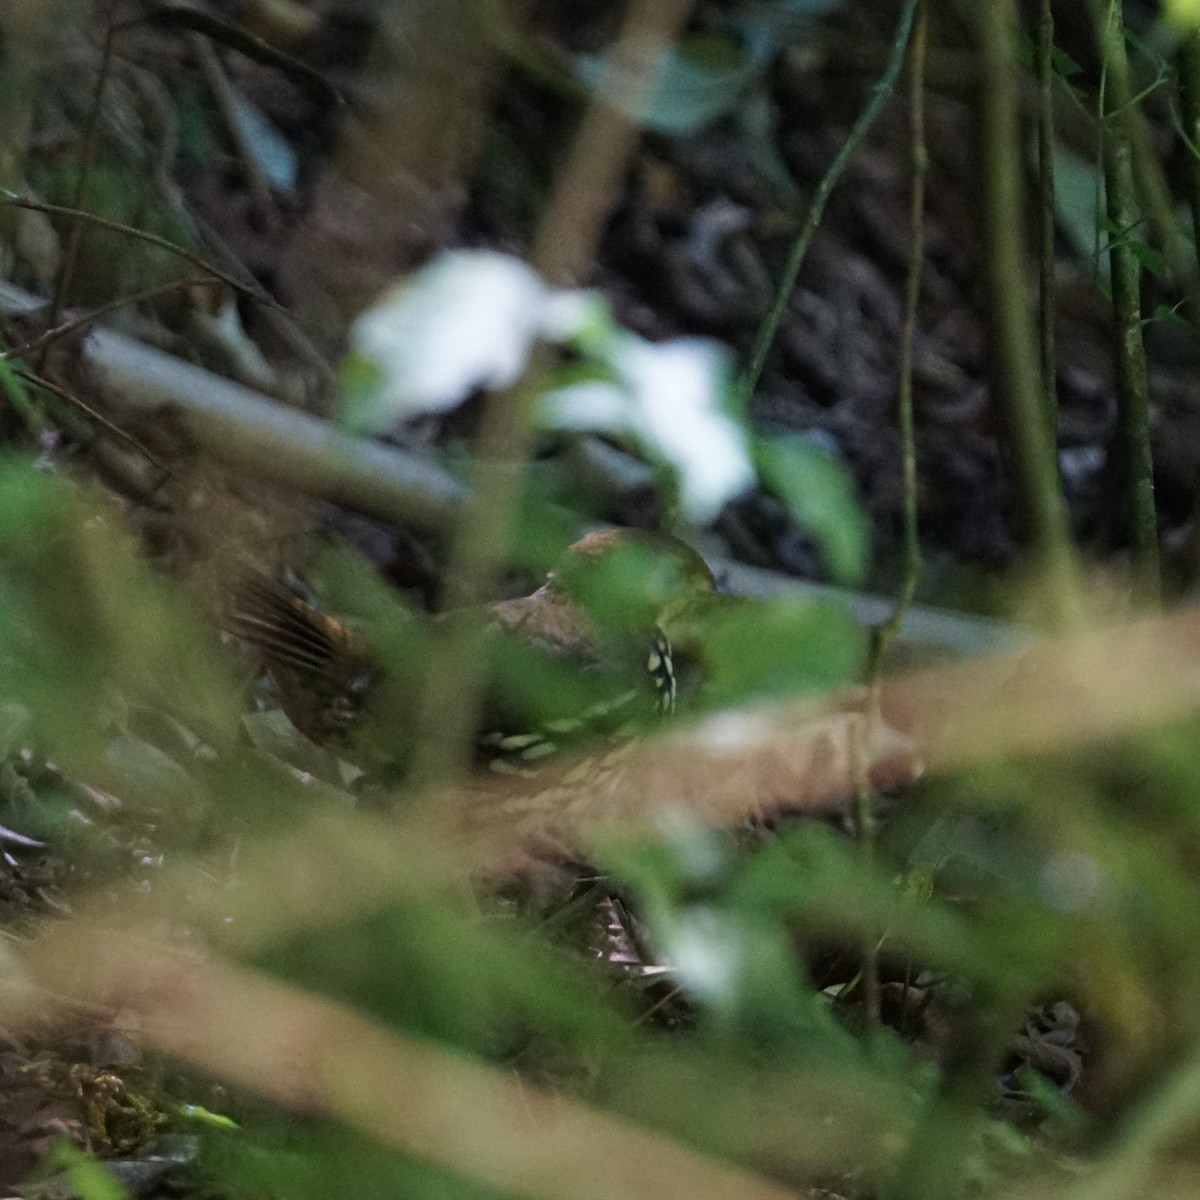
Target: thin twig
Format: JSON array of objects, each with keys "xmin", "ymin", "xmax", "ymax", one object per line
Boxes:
[
  {"xmin": 14, "ymin": 366, "xmax": 169, "ymax": 473},
  {"xmin": 736, "ymin": 0, "xmax": 920, "ymax": 407},
  {"xmin": 1, "ymin": 277, "xmax": 221, "ymax": 362},
  {"xmin": 0, "ymin": 194, "xmax": 280, "ymax": 313},
  {"xmin": 877, "ymin": 5, "xmax": 927, "ymax": 654},
  {"xmin": 855, "ymin": 0, "xmax": 929, "ymax": 1034},
  {"xmin": 48, "ymin": 3, "xmax": 117, "ymax": 334},
  {"xmin": 1098, "ymin": 0, "xmax": 1159, "ymax": 603}
]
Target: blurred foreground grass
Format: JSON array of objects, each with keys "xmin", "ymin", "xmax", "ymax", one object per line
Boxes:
[{"xmin": 1, "ymin": 458, "xmax": 1200, "ymax": 1200}]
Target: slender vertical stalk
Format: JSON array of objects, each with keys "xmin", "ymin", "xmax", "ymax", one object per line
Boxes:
[
  {"xmin": 1099, "ymin": 0, "xmax": 1159, "ymax": 604},
  {"xmin": 1035, "ymin": 0, "xmax": 1058, "ymax": 433},
  {"xmin": 48, "ymin": 5, "xmax": 118, "ymax": 331},
  {"xmin": 958, "ymin": 0, "xmax": 1080, "ymax": 629},
  {"xmin": 888, "ymin": 0, "xmax": 928, "ymax": 643},
  {"xmin": 736, "ymin": 0, "xmax": 920, "ymax": 407},
  {"xmin": 855, "ymin": 0, "xmax": 930, "ymax": 1033},
  {"xmin": 532, "ymin": 0, "xmax": 696, "ymax": 285}
]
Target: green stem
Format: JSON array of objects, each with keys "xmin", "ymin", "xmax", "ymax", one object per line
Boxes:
[
  {"xmin": 736, "ymin": 0, "xmax": 920, "ymax": 407},
  {"xmin": 1099, "ymin": 0, "xmax": 1159, "ymax": 604},
  {"xmin": 48, "ymin": 4, "xmax": 117, "ymax": 332},
  {"xmin": 959, "ymin": 0, "xmax": 1081, "ymax": 629},
  {"xmin": 856, "ymin": 0, "xmax": 931, "ymax": 1034},
  {"xmin": 1035, "ymin": 0, "xmax": 1059, "ymax": 435}
]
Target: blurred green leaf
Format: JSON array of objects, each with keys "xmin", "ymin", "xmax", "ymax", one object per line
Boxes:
[
  {"xmin": 104, "ymin": 733, "xmax": 205, "ymax": 811},
  {"xmin": 45, "ymin": 1143, "xmax": 128, "ymax": 1200},
  {"xmin": 754, "ymin": 436, "xmax": 870, "ymax": 584},
  {"xmin": 575, "ymin": 33, "xmax": 755, "ymax": 136},
  {"xmin": 1051, "ymin": 139, "xmax": 1107, "ymax": 275},
  {"xmin": 1151, "ymin": 302, "xmax": 1190, "ymax": 328},
  {"xmin": 208, "ymin": 1127, "xmax": 499, "ymax": 1200},
  {"xmin": 1128, "ymin": 237, "xmax": 1167, "ymax": 278},
  {"xmin": 0, "ymin": 460, "xmax": 239, "ymax": 778},
  {"xmin": 1052, "ymin": 45, "xmax": 1084, "ymax": 77},
  {"xmin": 700, "ymin": 594, "xmax": 865, "ymax": 705},
  {"xmin": 1165, "ymin": 0, "xmax": 1200, "ymax": 26},
  {"xmin": 258, "ymin": 896, "xmax": 634, "ymax": 1059},
  {"xmin": 575, "ymin": 0, "xmax": 846, "ymax": 138},
  {"xmin": 177, "ymin": 1103, "xmax": 240, "ymax": 1131}
]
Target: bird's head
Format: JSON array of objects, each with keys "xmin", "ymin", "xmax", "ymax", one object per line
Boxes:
[{"xmin": 545, "ymin": 529, "xmax": 714, "ymax": 645}]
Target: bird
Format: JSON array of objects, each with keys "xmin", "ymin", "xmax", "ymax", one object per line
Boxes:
[{"xmin": 222, "ymin": 528, "xmax": 716, "ymax": 776}]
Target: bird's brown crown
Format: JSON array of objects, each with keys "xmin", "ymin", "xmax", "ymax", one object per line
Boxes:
[{"xmin": 546, "ymin": 529, "xmax": 714, "ymax": 635}]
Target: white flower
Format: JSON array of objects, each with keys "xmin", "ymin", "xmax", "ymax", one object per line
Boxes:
[
  {"xmin": 661, "ymin": 906, "xmax": 743, "ymax": 1004},
  {"xmin": 541, "ymin": 333, "xmax": 753, "ymax": 522},
  {"xmin": 342, "ymin": 249, "xmax": 755, "ymax": 524},
  {"xmin": 344, "ymin": 251, "xmax": 591, "ymax": 430}
]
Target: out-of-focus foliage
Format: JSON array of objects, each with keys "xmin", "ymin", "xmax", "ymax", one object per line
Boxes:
[
  {"xmin": 755, "ymin": 436, "xmax": 869, "ymax": 584},
  {"xmin": 574, "ymin": 0, "xmax": 848, "ymax": 135},
  {"xmin": 1163, "ymin": 0, "xmax": 1200, "ymax": 29},
  {"xmin": 343, "ymin": 248, "xmax": 865, "ymax": 547},
  {"xmin": 1, "ymin": 406, "xmax": 1200, "ymax": 1200},
  {"xmin": 8, "ymin": 1, "xmax": 1200, "ymax": 1197},
  {"xmin": 0, "ymin": 461, "xmax": 237, "ymax": 779},
  {"xmin": 25, "ymin": 153, "xmax": 195, "ymax": 303}
]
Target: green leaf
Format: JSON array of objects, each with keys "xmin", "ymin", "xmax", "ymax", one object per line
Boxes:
[
  {"xmin": 337, "ymin": 348, "xmax": 388, "ymax": 434},
  {"xmin": 1152, "ymin": 302, "xmax": 1190, "ymax": 329},
  {"xmin": 754, "ymin": 436, "xmax": 869, "ymax": 584},
  {"xmin": 1051, "ymin": 46, "xmax": 1083, "ymax": 77},
  {"xmin": 700, "ymin": 594, "xmax": 865, "ymax": 705},
  {"xmin": 47, "ymin": 1143, "xmax": 128, "ymax": 1200},
  {"xmin": 1052, "ymin": 140, "xmax": 1107, "ymax": 276},
  {"xmin": 1128, "ymin": 237, "xmax": 1167, "ymax": 279},
  {"xmin": 1164, "ymin": 0, "xmax": 1200, "ymax": 28},
  {"xmin": 177, "ymin": 1102, "xmax": 240, "ymax": 1130},
  {"xmin": 575, "ymin": 33, "xmax": 756, "ymax": 136},
  {"xmin": 104, "ymin": 734, "xmax": 205, "ymax": 811}
]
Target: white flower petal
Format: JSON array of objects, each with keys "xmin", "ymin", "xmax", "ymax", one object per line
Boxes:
[
  {"xmin": 349, "ymin": 251, "xmax": 552, "ymax": 425},
  {"xmin": 539, "ymin": 381, "xmax": 633, "ymax": 433},
  {"xmin": 619, "ymin": 336, "xmax": 754, "ymax": 522},
  {"xmin": 539, "ymin": 289, "xmax": 601, "ymax": 341},
  {"xmin": 663, "ymin": 907, "xmax": 743, "ymax": 1003}
]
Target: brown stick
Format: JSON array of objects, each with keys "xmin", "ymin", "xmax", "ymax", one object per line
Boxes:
[
  {"xmin": 532, "ymin": 0, "xmax": 698, "ymax": 287},
  {"xmin": 14, "ymin": 921, "xmax": 810, "ymax": 1200}
]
